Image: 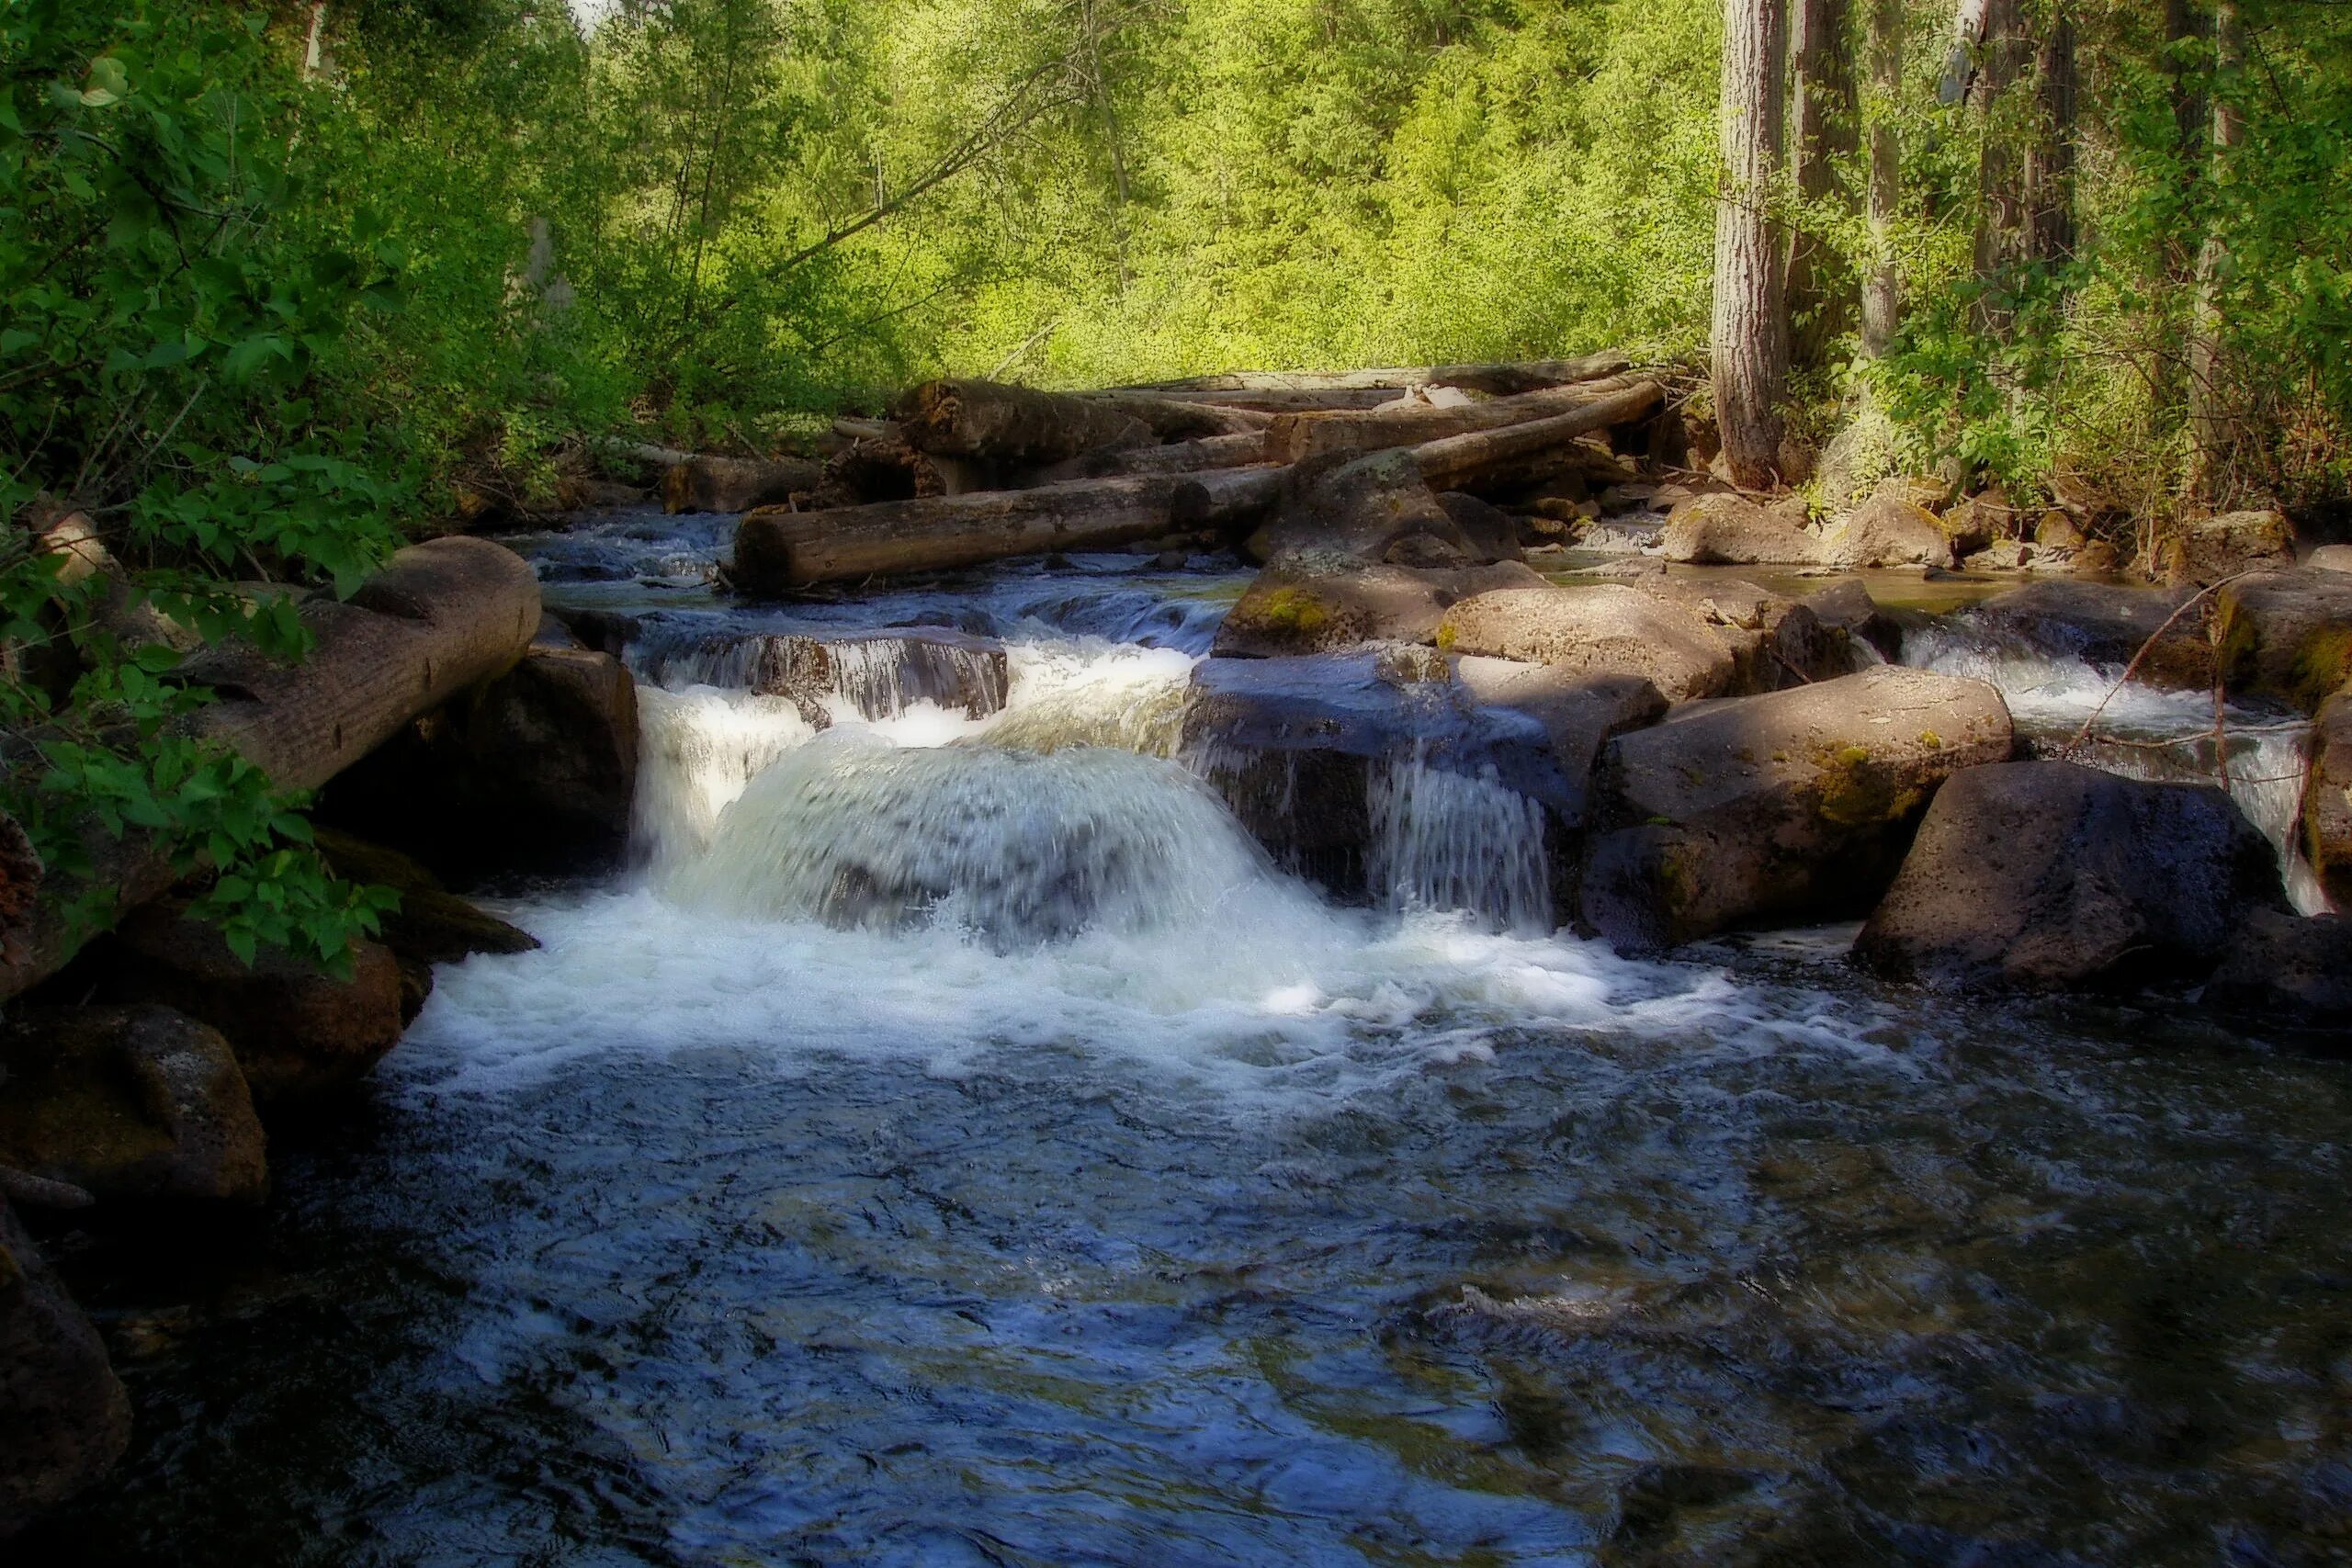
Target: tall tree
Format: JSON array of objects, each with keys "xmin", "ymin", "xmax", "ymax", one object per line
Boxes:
[
  {"xmin": 2023, "ymin": 2, "xmax": 2076, "ymax": 264},
  {"xmin": 1713, "ymin": 0, "xmax": 1792, "ymax": 487},
  {"xmin": 1789, "ymin": 0, "xmax": 1858, "ymax": 368},
  {"xmin": 1970, "ymin": 0, "xmax": 2031, "ymax": 333},
  {"xmin": 1860, "ymin": 0, "xmax": 1903, "ymax": 356},
  {"xmin": 2189, "ymin": 0, "xmax": 2245, "ymax": 499}
]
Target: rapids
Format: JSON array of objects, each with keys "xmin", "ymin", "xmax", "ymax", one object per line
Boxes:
[{"xmin": 30, "ymin": 517, "xmax": 2352, "ymax": 1567}]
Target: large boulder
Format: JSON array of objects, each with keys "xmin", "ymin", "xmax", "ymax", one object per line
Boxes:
[
  {"xmin": 2157, "ymin": 508, "xmax": 2296, "ymax": 586},
  {"xmin": 311, "ymin": 829, "xmax": 538, "ymax": 967},
  {"xmin": 1964, "ymin": 580, "xmax": 2214, "ymax": 690},
  {"xmin": 1578, "ymin": 667, "xmax": 2013, "ymax": 952},
  {"xmin": 2216, "ymin": 569, "xmax": 2352, "ymax": 713},
  {"xmin": 89, "ymin": 904, "xmax": 406, "ymax": 1104},
  {"xmin": 1658, "ymin": 493, "xmax": 1820, "ymax": 565},
  {"xmin": 1435, "ymin": 584, "xmax": 1742, "ymax": 701},
  {"xmin": 1178, "ymin": 652, "xmax": 1569, "ymax": 900},
  {"xmin": 0, "ymin": 1006, "xmax": 266, "ymax": 1203},
  {"xmin": 1853, "ymin": 761, "xmax": 2286, "ymax": 991},
  {"xmin": 322, "ymin": 628, "xmax": 640, "ymax": 880},
  {"xmin": 1817, "ymin": 491, "xmax": 1956, "ymax": 570},
  {"xmin": 1799, "ymin": 581, "xmax": 1902, "ymax": 661},
  {"xmin": 1246, "ymin": 449, "xmax": 1489, "ymax": 566},
  {"xmin": 1213, "ymin": 555, "xmax": 1543, "ymax": 658},
  {"xmin": 0, "ymin": 1200, "xmax": 130, "ymax": 1537},
  {"xmin": 2203, "ymin": 909, "xmax": 2352, "ymax": 1027},
  {"xmin": 1627, "ymin": 576, "xmax": 1853, "ymax": 691},
  {"xmin": 2301, "ymin": 689, "xmax": 2352, "ymax": 908}
]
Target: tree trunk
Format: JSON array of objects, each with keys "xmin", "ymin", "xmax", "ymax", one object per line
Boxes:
[
  {"xmin": 1712, "ymin": 0, "xmax": 1792, "ymax": 489},
  {"xmin": 0, "ymin": 539, "xmax": 544, "ymax": 1002},
  {"xmin": 1860, "ymin": 0, "xmax": 1904, "ymax": 356},
  {"xmin": 1971, "ymin": 0, "xmax": 2030, "ymax": 334},
  {"xmin": 2189, "ymin": 1, "xmax": 2245, "ymax": 502},
  {"xmin": 1109, "ymin": 354, "xmax": 1630, "ymax": 398},
  {"xmin": 1790, "ymin": 0, "xmax": 1859, "ymax": 368},
  {"xmin": 899, "ymin": 379, "xmax": 1151, "ymax": 463},
  {"xmin": 731, "ymin": 468, "xmax": 1286, "ymax": 592},
  {"xmin": 1266, "ymin": 376, "xmax": 1640, "ymax": 464},
  {"xmin": 1408, "ymin": 382, "xmax": 1666, "ymax": 489},
  {"xmin": 2024, "ymin": 4, "xmax": 2077, "ymax": 264}
]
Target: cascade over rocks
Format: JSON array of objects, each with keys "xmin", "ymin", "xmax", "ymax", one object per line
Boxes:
[
  {"xmin": 0, "ymin": 1006, "xmax": 266, "ymax": 1204},
  {"xmin": 2216, "ymin": 568, "xmax": 2352, "ymax": 713},
  {"xmin": 1966, "ymin": 580, "xmax": 2215, "ymax": 690},
  {"xmin": 0, "ymin": 1200, "xmax": 130, "ymax": 1539},
  {"xmin": 1213, "ymin": 555, "xmax": 1544, "ymax": 658},
  {"xmin": 1799, "ymin": 581, "xmax": 1902, "ymax": 660},
  {"xmin": 638, "ymin": 626, "xmax": 1011, "ymax": 728},
  {"xmin": 1578, "ymin": 667, "xmax": 2014, "ymax": 953},
  {"xmin": 1853, "ymin": 761, "xmax": 2287, "ymax": 991},
  {"xmin": 83, "ymin": 902, "xmax": 406, "ymax": 1105},
  {"xmin": 1658, "ymin": 492, "xmax": 1821, "ymax": 565}
]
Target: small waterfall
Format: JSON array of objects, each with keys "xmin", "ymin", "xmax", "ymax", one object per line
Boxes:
[
  {"xmin": 2077, "ymin": 725, "xmax": 2330, "ymax": 915},
  {"xmin": 632, "ymin": 685, "xmax": 814, "ymax": 872},
  {"xmin": 665, "ymin": 729, "xmax": 1282, "ymax": 946},
  {"xmin": 637, "ymin": 630, "xmax": 1009, "ymax": 724},
  {"xmin": 1367, "ymin": 754, "xmax": 1553, "ymax": 934},
  {"xmin": 978, "ymin": 643, "xmax": 1198, "ymax": 758}
]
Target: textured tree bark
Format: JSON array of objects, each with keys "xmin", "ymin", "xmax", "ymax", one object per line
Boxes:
[
  {"xmin": 1106, "ymin": 354, "xmax": 1630, "ymax": 398},
  {"xmin": 899, "ymin": 378, "xmax": 1151, "ymax": 463},
  {"xmin": 1081, "ymin": 394, "xmax": 1273, "ymax": 439},
  {"xmin": 731, "ymin": 467, "xmax": 1286, "ymax": 591},
  {"xmin": 1789, "ymin": 0, "xmax": 1859, "ymax": 368},
  {"xmin": 1408, "ymin": 381, "xmax": 1666, "ymax": 489},
  {"xmin": 1030, "ymin": 430, "xmax": 1272, "ymax": 484},
  {"xmin": 1712, "ymin": 0, "xmax": 1792, "ymax": 489},
  {"xmin": 1266, "ymin": 376, "xmax": 1640, "ymax": 464},
  {"xmin": 0, "ymin": 540, "xmax": 543, "ymax": 1002},
  {"xmin": 2189, "ymin": 1, "xmax": 2245, "ymax": 502},
  {"xmin": 662, "ymin": 454, "xmax": 825, "ymax": 514},
  {"xmin": 1970, "ymin": 0, "xmax": 2030, "ymax": 334},
  {"xmin": 2024, "ymin": 5, "xmax": 2077, "ymax": 264},
  {"xmin": 1860, "ymin": 0, "xmax": 1905, "ymax": 357}
]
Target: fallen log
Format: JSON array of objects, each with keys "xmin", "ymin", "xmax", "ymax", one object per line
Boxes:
[
  {"xmin": 733, "ymin": 467, "xmax": 1285, "ymax": 592},
  {"xmin": 1082, "ymin": 394, "xmax": 1274, "ymax": 440},
  {"xmin": 1267, "ymin": 375, "xmax": 1640, "ymax": 465},
  {"xmin": 1030, "ymin": 430, "xmax": 1272, "ymax": 485},
  {"xmin": 1112, "ymin": 387, "xmax": 1405, "ymax": 413},
  {"xmin": 900, "ymin": 379, "xmax": 1151, "ymax": 464},
  {"xmin": 1409, "ymin": 381, "xmax": 1665, "ymax": 490},
  {"xmin": 0, "ymin": 538, "xmax": 541, "ymax": 1002},
  {"xmin": 662, "ymin": 454, "xmax": 825, "ymax": 514},
  {"xmin": 1111, "ymin": 352, "xmax": 1633, "ymax": 398}
]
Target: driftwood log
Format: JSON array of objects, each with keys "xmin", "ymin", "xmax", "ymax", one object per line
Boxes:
[
  {"xmin": 1408, "ymin": 380, "xmax": 1664, "ymax": 489},
  {"xmin": 0, "ymin": 538, "xmax": 542, "ymax": 1002},
  {"xmin": 662, "ymin": 455, "xmax": 825, "ymax": 515},
  {"xmin": 1111, "ymin": 352, "xmax": 1633, "ymax": 399},
  {"xmin": 1030, "ymin": 430, "xmax": 1272, "ymax": 485},
  {"xmin": 900, "ymin": 379, "xmax": 1153, "ymax": 464},
  {"xmin": 1266, "ymin": 376, "xmax": 1640, "ymax": 465},
  {"xmin": 732, "ymin": 467, "xmax": 1285, "ymax": 592}
]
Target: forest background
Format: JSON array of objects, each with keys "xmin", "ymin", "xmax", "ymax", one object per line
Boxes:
[{"xmin": 3, "ymin": 0, "xmax": 2349, "ymax": 957}]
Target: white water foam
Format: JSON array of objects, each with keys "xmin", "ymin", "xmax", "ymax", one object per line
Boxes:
[{"xmin": 1368, "ymin": 755, "xmax": 1553, "ymax": 934}]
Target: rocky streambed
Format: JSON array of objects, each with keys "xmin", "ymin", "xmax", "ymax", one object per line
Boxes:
[{"xmin": 11, "ymin": 498, "xmax": 2352, "ymax": 1563}]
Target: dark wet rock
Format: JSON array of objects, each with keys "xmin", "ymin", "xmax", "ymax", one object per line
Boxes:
[
  {"xmin": 1659, "ymin": 492, "xmax": 1820, "ymax": 565},
  {"xmin": 1580, "ymin": 667, "xmax": 2013, "ymax": 952},
  {"xmin": 1800, "ymin": 581, "xmax": 1902, "ymax": 661},
  {"xmin": 312, "ymin": 829, "xmax": 538, "ymax": 967},
  {"xmin": 550, "ymin": 605, "xmax": 641, "ymax": 657},
  {"xmin": 1964, "ymin": 579, "xmax": 2213, "ymax": 690},
  {"xmin": 1854, "ymin": 761, "xmax": 2286, "ymax": 991},
  {"xmin": 0, "ymin": 1005, "xmax": 266, "ymax": 1203},
  {"xmin": 2302, "ymin": 690, "xmax": 2352, "ymax": 908},
  {"xmin": 323, "ymin": 644, "xmax": 640, "ymax": 879},
  {"xmin": 2159, "ymin": 508, "xmax": 2296, "ymax": 587},
  {"xmin": 1451, "ymin": 660, "xmax": 1666, "ymax": 828},
  {"xmin": 1178, "ymin": 653, "xmax": 1566, "ymax": 900},
  {"xmin": 1213, "ymin": 555, "xmax": 1543, "ymax": 658},
  {"xmin": 86, "ymin": 903, "xmax": 407, "ymax": 1104},
  {"xmin": 2217, "ymin": 569, "xmax": 2352, "ymax": 714},
  {"xmin": 1248, "ymin": 449, "xmax": 1474, "ymax": 566},
  {"xmin": 2204, "ymin": 909, "xmax": 2352, "ymax": 1027},
  {"xmin": 0, "ymin": 1199, "xmax": 130, "ymax": 1538},
  {"xmin": 1435, "ymin": 584, "xmax": 1740, "ymax": 701},
  {"xmin": 1818, "ymin": 491, "xmax": 1956, "ymax": 570},
  {"xmin": 1433, "ymin": 491, "xmax": 1523, "ymax": 563}
]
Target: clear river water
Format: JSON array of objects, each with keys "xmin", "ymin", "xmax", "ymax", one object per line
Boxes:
[{"xmin": 25, "ymin": 514, "xmax": 2352, "ymax": 1567}]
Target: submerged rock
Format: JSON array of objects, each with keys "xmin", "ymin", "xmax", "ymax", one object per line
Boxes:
[
  {"xmin": 1213, "ymin": 555, "xmax": 1542, "ymax": 658},
  {"xmin": 2204, "ymin": 908, "xmax": 2352, "ymax": 1027},
  {"xmin": 1579, "ymin": 667, "xmax": 2013, "ymax": 952},
  {"xmin": 0, "ymin": 1199, "xmax": 130, "ymax": 1538},
  {"xmin": 2217, "ymin": 568, "xmax": 2352, "ymax": 713},
  {"xmin": 1854, "ymin": 761, "xmax": 2286, "ymax": 991},
  {"xmin": 0, "ymin": 1006, "xmax": 266, "ymax": 1203},
  {"xmin": 1658, "ymin": 492, "xmax": 1819, "ymax": 566},
  {"xmin": 89, "ymin": 904, "xmax": 407, "ymax": 1105}
]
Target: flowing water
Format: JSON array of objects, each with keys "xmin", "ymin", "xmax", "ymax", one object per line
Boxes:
[{"xmin": 29, "ymin": 524, "xmax": 2352, "ymax": 1567}]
